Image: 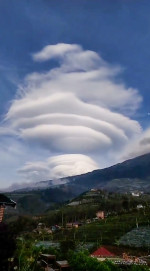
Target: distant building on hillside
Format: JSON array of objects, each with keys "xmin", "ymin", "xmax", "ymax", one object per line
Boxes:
[
  {"xmin": 68, "ymin": 201, "xmax": 80, "ymax": 206},
  {"xmin": 51, "ymin": 225, "xmax": 60, "ymax": 232},
  {"xmin": 132, "ymin": 192, "xmax": 140, "ymax": 197},
  {"xmin": 137, "ymin": 204, "xmax": 144, "ymax": 209},
  {"xmin": 96, "ymin": 211, "xmax": 105, "ymax": 220},
  {"xmin": 91, "ymin": 246, "xmax": 115, "ymax": 261},
  {"xmin": 73, "ymin": 222, "xmax": 82, "ymax": 228},
  {"xmin": 66, "ymin": 222, "xmax": 82, "ymax": 229},
  {"xmin": 131, "ymin": 191, "xmax": 144, "ymax": 197}
]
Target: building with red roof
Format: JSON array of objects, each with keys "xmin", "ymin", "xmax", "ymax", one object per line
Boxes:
[{"xmin": 91, "ymin": 246, "xmax": 115, "ymax": 258}]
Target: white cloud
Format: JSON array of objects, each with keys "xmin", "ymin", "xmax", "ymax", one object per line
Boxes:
[
  {"xmin": 32, "ymin": 43, "xmax": 81, "ymax": 62},
  {"xmin": 31, "ymin": 43, "xmax": 142, "ymax": 112},
  {"xmin": 6, "ymin": 90, "xmax": 141, "ymax": 155},
  {"xmin": 21, "ymin": 124, "xmax": 112, "ymax": 153},
  {"xmin": 18, "ymin": 154, "xmax": 99, "ymax": 182},
  {"xmin": 0, "ymin": 43, "xmax": 145, "ymax": 186}
]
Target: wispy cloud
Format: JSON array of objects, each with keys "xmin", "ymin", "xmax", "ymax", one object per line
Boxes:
[{"xmin": 121, "ymin": 128, "xmax": 150, "ymax": 160}]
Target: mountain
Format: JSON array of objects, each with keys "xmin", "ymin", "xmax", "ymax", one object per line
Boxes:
[
  {"xmin": 64, "ymin": 152, "xmax": 150, "ymax": 191},
  {"xmin": 6, "ymin": 153, "xmax": 150, "ymax": 215}
]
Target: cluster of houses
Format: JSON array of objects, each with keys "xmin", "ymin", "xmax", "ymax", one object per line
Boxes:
[
  {"xmin": 33, "ymin": 223, "xmax": 62, "ymax": 235},
  {"xmin": 65, "ymin": 210, "xmax": 105, "ymax": 228},
  {"xmin": 33, "ymin": 209, "xmax": 106, "ymax": 235}
]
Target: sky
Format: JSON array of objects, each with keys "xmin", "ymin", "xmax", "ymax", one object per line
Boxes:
[{"xmin": 0, "ymin": 0, "xmax": 150, "ymax": 189}]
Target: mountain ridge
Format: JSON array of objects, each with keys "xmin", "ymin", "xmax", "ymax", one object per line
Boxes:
[
  {"xmin": 5, "ymin": 153, "xmax": 150, "ymax": 215},
  {"xmin": 10, "ymin": 152, "xmax": 150, "ymax": 193}
]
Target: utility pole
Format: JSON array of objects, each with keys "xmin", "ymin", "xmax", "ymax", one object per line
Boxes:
[{"xmin": 62, "ymin": 210, "xmax": 64, "ymax": 227}]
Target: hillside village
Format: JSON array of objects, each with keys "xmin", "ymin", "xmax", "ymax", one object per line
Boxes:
[
  {"xmin": 1, "ymin": 152, "xmax": 150, "ymax": 270},
  {"xmin": 1, "ymin": 187, "xmax": 150, "ymax": 270}
]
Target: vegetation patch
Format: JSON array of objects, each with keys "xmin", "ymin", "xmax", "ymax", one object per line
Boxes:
[{"xmin": 119, "ymin": 227, "xmax": 150, "ymax": 248}]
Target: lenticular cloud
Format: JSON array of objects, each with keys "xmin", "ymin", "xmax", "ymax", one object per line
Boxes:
[
  {"xmin": 18, "ymin": 154, "xmax": 99, "ymax": 182},
  {"xmin": 3, "ymin": 43, "xmax": 143, "ymax": 180}
]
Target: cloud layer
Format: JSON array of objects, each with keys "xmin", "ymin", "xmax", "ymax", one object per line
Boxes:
[
  {"xmin": 18, "ymin": 154, "xmax": 99, "ymax": 182},
  {"xmin": 0, "ymin": 43, "xmax": 145, "ymax": 186}
]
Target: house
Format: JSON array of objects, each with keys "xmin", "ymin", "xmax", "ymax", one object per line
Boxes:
[
  {"xmin": 0, "ymin": 194, "xmax": 16, "ymax": 222},
  {"xmin": 40, "ymin": 253, "xmax": 56, "ymax": 266},
  {"xmin": 34, "ymin": 223, "xmax": 52, "ymax": 234},
  {"xmin": 131, "ymin": 192, "xmax": 140, "ymax": 197},
  {"xmin": 68, "ymin": 201, "xmax": 80, "ymax": 206},
  {"xmin": 73, "ymin": 222, "xmax": 82, "ymax": 228},
  {"xmin": 66, "ymin": 222, "xmax": 82, "ymax": 229},
  {"xmin": 0, "ymin": 206, "xmax": 5, "ymax": 223},
  {"xmin": 37, "ymin": 223, "xmax": 45, "ymax": 229},
  {"xmin": 0, "ymin": 194, "xmax": 16, "ymax": 207},
  {"xmin": 137, "ymin": 204, "xmax": 144, "ymax": 209},
  {"xmin": 86, "ymin": 219, "xmax": 91, "ymax": 224},
  {"xmin": 66, "ymin": 223, "xmax": 73, "ymax": 229},
  {"xmin": 51, "ymin": 225, "xmax": 60, "ymax": 232},
  {"xmin": 96, "ymin": 211, "xmax": 105, "ymax": 220},
  {"xmin": 91, "ymin": 246, "xmax": 115, "ymax": 261},
  {"xmin": 56, "ymin": 260, "xmax": 70, "ymax": 271},
  {"xmin": 90, "ymin": 189, "xmax": 98, "ymax": 192}
]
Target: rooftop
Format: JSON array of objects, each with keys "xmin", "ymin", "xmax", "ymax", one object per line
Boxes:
[
  {"xmin": 0, "ymin": 194, "xmax": 16, "ymax": 208},
  {"xmin": 91, "ymin": 246, "xmax": 115, "ymax": 257}
]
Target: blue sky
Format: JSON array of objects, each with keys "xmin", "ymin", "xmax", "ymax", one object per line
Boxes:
[{"xmin": 0, "ymin": 0, "xmax": 150, "ymax": 189}]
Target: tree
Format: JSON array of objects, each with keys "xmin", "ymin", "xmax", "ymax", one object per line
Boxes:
[
  {"xmin": 15, "ymin": 238, "xmax": 41, "ymax": 271},
  {"xmin": 60, "ymin": 240, "xmax": 75, "ymax": 257},
  {"xmin": 68, "ymin": 251, "xmax": 117, "ymax": 271}
]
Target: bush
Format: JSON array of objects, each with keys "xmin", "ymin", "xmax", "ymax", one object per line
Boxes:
[{"xmin": 68, "ymin": 251, "xmax": 116, "ymax": 271}]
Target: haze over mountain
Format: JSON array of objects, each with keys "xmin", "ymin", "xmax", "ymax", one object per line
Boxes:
[{"xmin": 7, "ymin": 153, "xmax": 150, "ymax": 215}]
